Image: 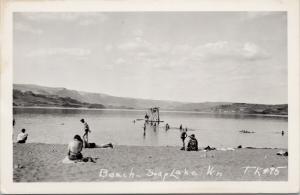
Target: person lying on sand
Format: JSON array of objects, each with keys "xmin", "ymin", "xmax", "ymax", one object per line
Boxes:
[
  {"xmin": 17, "ymin": 128, "xmax": 28, "ymax": 143},
  {"xmin": 83, "ymin": 140, "xmax": 113, "ymax": 149},
  {"xmin": 187, "ymin": 134, "xmax": 198, "ymax": 151}
]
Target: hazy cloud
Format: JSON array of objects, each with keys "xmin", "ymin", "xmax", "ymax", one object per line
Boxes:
[
  {"xmin": 26, "ymin": 48, "xmax": 91, "ymax": 57},
  {"xmin": 14, "ymin": 22, "xmax": 43, "ymax": 35},
  {"xmin": 193, "ymin": 41, "xmax": 270, "ymax": 61},
  {"xmin": 18, "ymin": 13, "xmax": 108, "ymax": 25},
  {"xmin": 116, "ymin": 37, "xmax": 270, "ymax": 70},
  {"xmin": 241, "ymin": 12, "xmax": 285, "ymax": 21}
]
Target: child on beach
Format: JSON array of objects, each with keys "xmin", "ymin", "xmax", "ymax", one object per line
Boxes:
[{"xmin": 17, "ymin": 128, "xmax": 28, "ymax": 143}]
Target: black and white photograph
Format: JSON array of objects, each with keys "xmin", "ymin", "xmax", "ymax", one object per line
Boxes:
[{"xmin": 1, "ymin": 0, "xmax": 299, "ymax": 194}]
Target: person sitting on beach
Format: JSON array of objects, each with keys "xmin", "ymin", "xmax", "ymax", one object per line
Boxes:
[
  {"xmin": 187, "ymin": 134, "xmax": 198, "ymax": 151},
  {"xmin": 67, "ymin": 135, "xmax": 98, "ymax": 163},
  {"xmin": 81, "ymin": 119, "xmax": 91, "ymax": 144},
  {"xmin": 180, "ymin": 129, "xmax": 187, "ymax": 150},
  {"xmin": 68, "ymin": 135, "xmax": 84, "ymax": 160},
  {"xmin": 17, "ymin": 128, "xmax": 28, "ymax": 143}
]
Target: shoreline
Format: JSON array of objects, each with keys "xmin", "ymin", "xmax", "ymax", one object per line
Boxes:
[
  {"xmin": 13, "ymin": 143, "xmax": 288, "ymax": 182},
  {"xmin": 12, "ymin": 142, "xmax": 287, "ymax": 150},
  {"xmin": 13, "ymin": 106, "xmax": 288, "ymax": 118}
]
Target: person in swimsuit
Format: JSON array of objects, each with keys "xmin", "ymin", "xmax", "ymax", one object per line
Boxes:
[
  {"xmin": 81, "ymin": 119, "xmax": 91, "ymax": 144},
  {"xmin": 68, "ymin": 135, "xmax": 83, "ymax": 160}
]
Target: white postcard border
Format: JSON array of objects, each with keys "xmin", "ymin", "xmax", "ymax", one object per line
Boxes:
[{"xmin": 1, "ymin": 0, "xmax": 299, "ymax": 193}]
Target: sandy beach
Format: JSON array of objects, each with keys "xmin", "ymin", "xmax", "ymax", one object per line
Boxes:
[{"xmin": 13, "ymin": 143, "xmax": 288, "ymax": 182}]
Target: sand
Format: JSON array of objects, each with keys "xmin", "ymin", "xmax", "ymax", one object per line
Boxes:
[{"xmin": 13, "ymin": 143, "xmax": 288, "ymax": 182}]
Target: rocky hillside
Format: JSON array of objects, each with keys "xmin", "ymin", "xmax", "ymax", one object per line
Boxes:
[
  {"xmin": 13, "ymin": 84, "xmax": 288, "ymax": 115},
  {"xmin": 13, "ymin": 89, "xmax": 105, "ymax": 109}
]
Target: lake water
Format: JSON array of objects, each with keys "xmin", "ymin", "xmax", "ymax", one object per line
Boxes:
[{"xmin": 13, "ymin": 107, "xmax": 288, "ymax": 149}]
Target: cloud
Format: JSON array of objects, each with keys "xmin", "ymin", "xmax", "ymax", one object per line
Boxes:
[
  {"xmin": 118, "ymin": 37, "xmax": 169, "ymax": 55},
  {"xmin": 115, "ymin": 58, "xmax": 126, "ymax": 64},
  {"xmin": 104, "ymin": 44, "xmax": 113, "ymax": 52},
  {"xmin": 133, "ymin": 29, "xmax": 144, "ymax": 37},
  {"xmin": 78, "ymin": 19, "xmax": 96, "ymax": 26},
  {"xmin": 115, "ymin": 37, "xmax": 270, "ymax": 71},
  {"xmin": 242, "ymin": 42, "xmax": 269, "ymax": 60},
  {"xmin": 18, "ymin": 13, "xmax": 108, "ymax": 25},
  {"xmin": 26, "ymin": 48, "xmax": 91, "ymax": 57},
  {"xmin": 14, "ymin": 22, "xmax": 43, "ymax": 35},
  {"xmin": 241, "ymin": 12, "xmax": 285, "ymax": 21},
  {"xmin": 193, "ymin": 41, "xmax": 270, "ymax": 61}
]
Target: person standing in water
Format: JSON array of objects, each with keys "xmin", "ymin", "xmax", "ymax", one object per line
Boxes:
[
  {"xmin": 81, "ymin": 119, "xmax": 91, "ymax": 144},
  {"xmin": 143, "ymin": 122, "xmax": 146, "ymax": 138}
]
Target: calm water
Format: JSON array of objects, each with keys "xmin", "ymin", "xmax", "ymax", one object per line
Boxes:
[{"xmin": 13, "ymin": 108, "xmax": 288, "ymax": 149}]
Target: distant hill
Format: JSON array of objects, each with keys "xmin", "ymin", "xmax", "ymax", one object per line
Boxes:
[
  {"xmin": 13, "ymin": 89, "xmax": 105, "ymax": 109},
  {"xmin": 13, "ymin": 84, "xmax": 288, "ymax": 115}
]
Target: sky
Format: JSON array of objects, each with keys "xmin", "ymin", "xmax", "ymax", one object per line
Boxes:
[{"xmin": 13, "ymin": 12, "xmax": 287, "ymax": 104}]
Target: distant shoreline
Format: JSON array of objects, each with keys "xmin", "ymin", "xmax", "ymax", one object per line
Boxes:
[{"xmin": 13, "ymin": 106, "xmax": 288, "ymax": 118}]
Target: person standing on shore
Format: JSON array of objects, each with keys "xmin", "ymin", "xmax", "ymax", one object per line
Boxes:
[
  {"xmin": 81, "ymin": 119, "xmax": 91, "ymax": 145},
  {"xmin": 180, "ymin": 129, "xmax": 187, "ymax": 150}
]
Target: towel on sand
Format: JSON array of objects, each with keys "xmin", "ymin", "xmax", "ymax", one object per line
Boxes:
[
  {"xmin": 62, "ymin": 156, "xmax": 84, "ymax": 164},
  {"xmin": 62, "ymin": 156, "xmax": 97, "ymax": 164}
]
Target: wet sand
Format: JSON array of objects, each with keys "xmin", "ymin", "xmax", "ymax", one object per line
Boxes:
[{"xmin": 13, "ymin": 143, "xmax": 288, "ymax": 182}]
